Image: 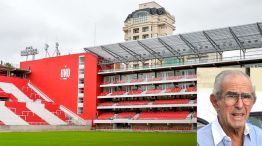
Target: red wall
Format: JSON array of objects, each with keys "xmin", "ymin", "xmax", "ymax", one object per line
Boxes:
[
  {"xmin": 84, "ymin": 53, "xmax": 101, "ymax": 120},
  {"xmin": 20, "ymin": 53, "xmax": 99, "ymax": 120}
]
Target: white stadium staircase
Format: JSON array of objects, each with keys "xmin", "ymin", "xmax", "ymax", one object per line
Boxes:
[
  {"xmin": 26, "ymin": 102, "xmax": 67, "ymax": 125},
  {"xmin": 0, "ymin": 82, "xmax": 32, "ymax": 102},
  {"xmin": 0, "ymin": 102, "xmax": 29, "ymax": 125},
  {"xmin": 0, "ymin": 79, "xmax": 87, "ymax": 126}
]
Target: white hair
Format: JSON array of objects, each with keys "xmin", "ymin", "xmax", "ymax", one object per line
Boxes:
[{"xmin": 212, "ymin": 70, "xmax": 256, "ymax": 100}]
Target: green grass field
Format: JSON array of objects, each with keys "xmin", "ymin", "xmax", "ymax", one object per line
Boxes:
[{"xmin": 0, "ymin": 131, "xmax": 196, "ymax": 146}]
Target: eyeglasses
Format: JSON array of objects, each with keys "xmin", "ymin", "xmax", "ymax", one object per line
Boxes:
[{"xmin": 223, "ymin": 91, "xmax": 255, "ymax": 106}]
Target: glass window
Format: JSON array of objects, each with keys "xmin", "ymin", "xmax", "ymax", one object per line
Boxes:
[
  {"xmin": 103, "ymin": 76, "xmax": 110, "ymax": 83},
  {"xmin": 166, "ymin": 83, "xmax": 175, "ymax": 88},
  {"xmin": 159, "ymin": 84, "xmax": 166, "ymax": 90},
  {"xmin": 133, "ymin": 63, "xmax": 139, "ymax": 68},
  {"xmin": 79, "ymin": 78, "xmax": 84, "ymax": 84},
  {"xmin": 133, "ymin": 36, "xmax": 139, "ymax": 40},
  {"xmin": 79, "ymin": 68, "xmax": 84, "ymax": 74},
  {"xmin": 78, "ymin": 97, "xmax": 83, "ymax": 103},
  {"xmin": 142, "ymin": 27, "xmax": 149, "ymax": 32},
  {"xmin": 114, "ymin": 75, "xmax": 121, "ymax": 81},
  {"xmin": 146, "ymin": 85, "xmax": 155, "ymax": 90},
  {"xmin": 121, "ymin": 74, "xmax": 137, "ymax": 81},
  {"xmin": 139, "ymin": 72, "xmax": 155, "ymax": 79},
  {"xmin": 140, "ymin": 85, "xmax": 147, "ymax": 91},
  {"xmin": 79, "ymin": 88, "xmax": 84, "ymax": 93},
  {"xmin": 142, "ymin": 34, "xmax": 149, "ymax": 39},
  {"xmin": 121, "ymin": 74, "xmax": 128, "ymax": 81},
  {"xmin": 133, "ymin": 28, "xmax": 139, "ymax": 33},
  {"xmin": 103, "ymin": 88, "xmax": 110, "ymax": 92},
  {"xmin": 77, "ymin": 107, "xmax": 83, "ymax": 114},
  {"xmin": 130, "ymin": 74, "xmax": 137, "ymax": 80},
  {"xmin": 187, "ymin": 69, "xmax": 196, "ymax": 75},
  {"xmin": 79, "ymin": 57, "xmax": 85, "ymax": 65},
  {"xmin": 130, "ymin": 86, "xmax": 138, "ymax": 90},
  {"xmin": 143, "ymin": 62, "xmax": 149, "ymax": 68},
  {"xmin": 167, "ymin": 71, "xmax": 174, "ymax": 77},
  {"xmin": 133, "ymin": 11, "xmax": 148, "ymax": 24}
]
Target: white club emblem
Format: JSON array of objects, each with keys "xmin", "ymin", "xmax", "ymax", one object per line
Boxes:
[{"xmin": 61, "ymin": 65, "xmax": 70, "ymax": 80}]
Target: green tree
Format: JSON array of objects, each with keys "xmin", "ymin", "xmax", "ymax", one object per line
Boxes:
[{"xmin": 4, "ymin": 62, "xmax": 13, "ymax": 68}]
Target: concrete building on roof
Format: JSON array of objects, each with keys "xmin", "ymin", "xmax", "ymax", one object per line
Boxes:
[{"xmin": 123, "ymin": 1, "xmax": 175, "ymax": 41}]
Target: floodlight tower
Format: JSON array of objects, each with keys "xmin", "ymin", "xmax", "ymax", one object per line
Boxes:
[
  {"xmin": 44, "ymin": 43, "xmax": 50, "ymax": 58},
  {"xmin": 20, "ymin": 46, "xmax": 39, "ymax": 61},
  {"xmin": 53, "ymin": 42, "xmax": 61, "ymax": 56}
]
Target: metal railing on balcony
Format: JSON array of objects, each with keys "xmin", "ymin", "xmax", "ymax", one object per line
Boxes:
[{"xmin": 99, "ymin": 50, "xmax": 262, "ymax": 73}]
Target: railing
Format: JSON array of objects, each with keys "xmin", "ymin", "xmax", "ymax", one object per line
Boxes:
[
  {"xmin": 137, "ymin": 111, "xmax": 190, "ymax": 120},
  {"xmin": 27, "ymin": 122, "xmax": 49, "ymax": 125},
  {"xmin": 101, "ymin": 75, "xmax": 196, "ymax": 86},
  {"xmin": 99, "ymin": 88, "xmax": 197, "ymax": 97},
  {"xmin": 116, "ymin": 112, "xmax": 136, "ymax": 119},
  {"xmin": 99, "ymin": 51, "xmax": 262, "ymax": 73},
  {"xmin": 60, "ymin": 105, "xmax": 89, "ymax": 125},
  {"xmin": 98, "ymin": 99, "xmax": 195, "ymax": 107}
]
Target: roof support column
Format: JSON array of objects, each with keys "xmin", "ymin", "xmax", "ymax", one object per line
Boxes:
[
  {"xmin": 137, "ymin": 41, "xmax": 163, "ymax": 62},
  {"xmin": 257, "ymin": 22, "xmax": 262, "ymax": 37},
  {"xmin": 229, "ymin": 27, "xmax": 246, "ymax": 59},
  {"xmin": 101, "ymin": 46, "xmax": 129, "ymax": 65},
  {"xmin": 203, "ymin": 31, "xmax": 223, "ymax": 62}
]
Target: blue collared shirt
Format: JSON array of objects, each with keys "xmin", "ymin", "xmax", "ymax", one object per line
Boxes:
[{"xmin": 197, "ymin": 118, "xmax": 262, "ymax": 146}]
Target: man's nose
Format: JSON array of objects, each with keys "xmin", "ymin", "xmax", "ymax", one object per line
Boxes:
[{"xmin": 235, "ymin": 97, "xmax": 244, "ymax": 109}]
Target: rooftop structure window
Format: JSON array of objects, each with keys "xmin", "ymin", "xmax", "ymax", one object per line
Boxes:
[
  {"xmin": 133, "ymin": 36, "xmax": 139, "ymax": 40},
  {"xmin": 142, "ymin": 34, "xmax": 149, "ymax": 39},
  {"xmin": 160, "ymin": 25, "xmax": 166, "ymax": 29},
  {"xmin": 133, "ymin": 11, "xmax": 148, "ymax": 24},
  {"xmin": 133, "ymin": 28, "xmax": 139, "ymax": 33},
  {"xmin": 142, "ymin": 26, "xmax": 149, "ymax": 32}
]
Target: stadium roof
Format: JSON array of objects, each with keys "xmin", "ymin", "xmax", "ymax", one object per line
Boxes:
[
  {"xmin": 0, "ymin": 64, "xmax": 30, "ymax": 75},
  {"xmin": 84, "ymin": 22, "xmax": 262, "ymax": 65}
]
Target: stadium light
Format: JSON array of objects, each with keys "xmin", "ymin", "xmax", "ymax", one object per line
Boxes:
[
  {"xmin": 52, "ymin": 42, "xmax": 61, "ymax": 57},
  {"xmin": 20, "ymin": 46, "xmax": 39, "ymax": 61},
  {"xmin": 44, "ymin": 43, "xmax": 50, "ymax": 58}
]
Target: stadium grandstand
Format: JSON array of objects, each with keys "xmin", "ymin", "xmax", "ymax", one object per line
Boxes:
[
  {"xmin": 0, "ymin": 22, "xmax": 262, "ymax": 132},
  {"xmin": 85, "ymin": 22, "xmax": 262, "ymax": 131}
]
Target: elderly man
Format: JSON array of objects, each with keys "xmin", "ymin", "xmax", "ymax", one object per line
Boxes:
[{"xmin": 197, "ymin": 70, "xmax": 262, "ymax": 146}]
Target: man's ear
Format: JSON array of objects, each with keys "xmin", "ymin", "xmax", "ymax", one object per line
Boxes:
[
  {"xmin": 252, "ymin": 97, "xmax": 256, "ymax": 106},
  {"xmin": 210, "ymin": 94, "xmax": 219, "ymax": 112}
]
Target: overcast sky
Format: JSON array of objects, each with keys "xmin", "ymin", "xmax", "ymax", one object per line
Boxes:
[{"xmin": 1, "ymin": 0, "xmax": 262, "ymax": 64}]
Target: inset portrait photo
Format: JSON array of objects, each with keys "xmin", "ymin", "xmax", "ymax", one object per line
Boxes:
[{"xmin": 197, "ymin": 68, "xmax": 262, "ymax": 146}]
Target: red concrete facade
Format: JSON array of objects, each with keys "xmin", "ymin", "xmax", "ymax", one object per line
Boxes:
[
  {"xmin": 20, "ymin": 53, "xmax": 99, "ymax": 120},
  {"xmin": 0, "ymin": 76, "xmax": 28, "ymax": 88}
]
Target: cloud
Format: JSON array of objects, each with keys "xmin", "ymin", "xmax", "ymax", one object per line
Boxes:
[{"xmin": 0, "ymin": 0, "xmax": 261, "ymax": 64}]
